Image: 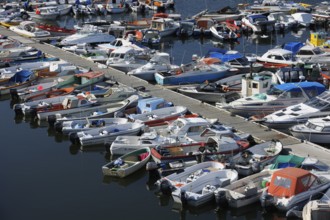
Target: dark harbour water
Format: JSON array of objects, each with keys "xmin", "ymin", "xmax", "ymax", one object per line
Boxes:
[{"xmin": 1, "ymin": 0, "xmax": 325, "ymax": 219}]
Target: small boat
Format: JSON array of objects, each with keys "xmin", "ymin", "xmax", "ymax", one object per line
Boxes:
[
  {"xmin": 221, "ymin": 81, "xmax": 326, "ymax": 118},
  {"xmin": 71, "ymin": 122, "xmax": 145, "ymax": 147},
  {"xmin": 210, "ymin": 23, "xmax": 239, "ymax": 41},
  {"xmin": 214, "ymin": 169, "xmax": 275, "ymax": 208},
  {"xmin": 0, "ymin": 69, "xmax": 37, "ymax": 96},
  {"xmin": 302, "ymin": 187, "xmax": 330, "ymax": 220},
  {"xmin": 154, "ymin": 58, "xmax": 230, "ymax": 86},
  {"xmin": 127, "ymin": 52, "xmax": 178, "ymax": 81},
  {"xmin": 36, "ymin": 23, "xmax": 76, "ymax": 36},
  {"xmin": 260, "ymin": 167, "xmax": 330, "ymax": 212},
  {"xmin": 262, "ymin": 90, "xmax": 330, "ymax": 132},
  {"xmin": 267, "ymin": 12, "xmax": 297, "ymax": 30},
  {"xmin": 151, "ymin": 133, "xmax": 251, "ymax": 164},
  {"xmin": 27, "ymin": 6, "xmax": 59, "ymax": 20},
  {"xmin": 60, "ymin": 25, "xmax": 115, "ymax": 46},
  {"xmin": 102, "ymin": 147, "xmax": 151, "ymax": 178},
  {"xmin": 105, "ymin": 0, "xmax": 128, "ymax": 14},
  {"xmin": 106, "ymin": 46, "xmax": 150, "ymax": 73},
  {"xmin": 155, "ymin": 161, "xmax": 225, "ymax": 194},
  {"xmin": 9, "ymin": 21, "xmax": 51, "ymax": 38},
  {"xmin": 141, "ymin": 29, "xmax": 161, "ymax": 45},
  {"xmin": 127, "ymin": 106, "xmax": 188, "ymax": 126},
  {"xmin": 46, "ymin": 94, "xmax": 140, "ymax": 124},
  {"xmin": 24, "ymin": 71, "xmax": 105, "ymax": 102},
  {"xmin": 227, "ymin": 140, "xmax": 283, "ymax": 176},
  {"xmin": 257, "ymin": 48, "xmax": 303, "ymax": 69},
  {"xmin": 241, "ymin": 14, "xmax": 275, "ymax": 34},
  {"xmin": 171, "ymin": 169, "xmax": 238, "ymax": 207},
  {"xmin": 0, "ymin": 47, "xmax": 44, "ymax": 63},
  {"xmin": 289, "ymin": 115, "xmax": 330, "ymax": 144},
  {"xmin": 149, "ymin": 18, "xmax": 180, "ymax": 37},
  {"xmin": 291, "ymin": 12, "xmax": 313, "ymax": 27},
  {"xmin": 59, "ymin": 118, "xmax": 129, "ymax": 135}
]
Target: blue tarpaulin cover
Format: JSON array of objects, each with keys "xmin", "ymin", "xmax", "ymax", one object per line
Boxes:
[{"xmin": 274, "ymin": 81, "xmax": 325, "ymax": 94}]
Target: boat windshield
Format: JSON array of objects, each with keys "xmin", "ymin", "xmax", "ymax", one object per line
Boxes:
[
  {"xmin": 266, "ymin": 86, "xmax": 283, "ymax": 96},
  {"xmin": 306, "ymin": 91, "xmax": 330, "ymax": 109},
  {"xmin": 283, "ymin": 53, "xmax": 296, "ymax": 61},
  {"xmin": 305, "ymin": 121, "xmax": 323, "ymax": 131},
  {"xmin": 313, "ymin": 47, "xmax": 324, "ymax": 55}
]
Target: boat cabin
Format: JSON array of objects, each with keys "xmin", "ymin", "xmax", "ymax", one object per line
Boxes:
[
  {"xmin": 150, "ymin": 18, "xmax": 177, "ymax": 32},
  {"xmin": 309, "ymin": 32, "xmax": 327, "ymax": 47},
  {"xmin": 136, "ymin": 97, "xmax": 173, "ymax": 113},
  {"xmin": 268, "ymin": 167, "xmax": 318, "ymax": 198},
  {"xmin": 61, "ymin": 96, "xmax": 90, "ymax": 109},
  {"xmin": 167, "ymin": 117, "xmax": 211, "ymax": 137},
  {"xmin": 241, "ymin": 72, "xmax": 277, "ymax": 97}
]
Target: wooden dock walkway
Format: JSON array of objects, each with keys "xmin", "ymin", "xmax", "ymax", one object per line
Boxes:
[{"xmin": 2, "ymin": 26, "xmax": 330, "ymax": 165}]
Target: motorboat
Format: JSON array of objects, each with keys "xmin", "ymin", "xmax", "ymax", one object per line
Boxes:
[
  {"xmin": 141, "ymin": 29, "xmax": 161, "ymax": 45},
  {"xmin": 47, "ymin": 94, "xmax": 140, "ymax": 126},
  {"xmin": 154, "ymin": 58, "xmax": 230, "ymax": 86},
  {"xmin": 289, "ymin": 115, "xmax": 330, "ymax": 144},
  {"xmin": 262, "ymin": 90, "xmax": 330, "ymax": 132},
  {"xmin": 302, "ymin": 187, "xmax": 330, "ymax": 220},
  {"xmin": 127, "ymin": 106, "xmax": 188, "ymax": 126},
  {"xmin": 71, "ymin": 122, "xmax": 145, "ymax": 147},
  {"xmin": 291, "ymin": 12, "xmax": 313, "ymax": 27},
  {"xmin": 27, "ymin": 6, "xmax": 60, "ymax": 20},
  {"xmin": 171, "ymin": 169, "xmax": 238, "ymax": 207},
  {"xmin": 97, "ymin": 38, "xmax": 135, "ymax": 53},
  {"xmin": 36, "ymin": 23, "xmax": 76, "ymax": 36},
  {"xmin": 257, "ymin": 48, "xmax": 303, "ymax": 69},
  {"xmin": 197, "ymin": 6, "xmax": 242, "ymax": 22},
  {"xmin": 0, "ymin": 69, "xmax": 37, "ymax": 95},
  {"xmin": 9, "ymin": 21, "xmax": 51, "ymax": 38},
  {"xmin": 296, "ymin": 45, "xmax": 330, "ymax": 62},
  {"xmin": 241, "ymin": 14, "xmax": 275, "ymax": 34},
  {"xmin": 102, "ymin": 147, "xmax": 151, "ymax": 178},
  {"xmin": 155, "ymin": 161, "xmax": 225, "ymax": 193},
  {"xmin": 221, "ymin": 81, "xmax": 326, "ymax": 118},
  {"xmin": 226, "ymin": 140, "xmax": 283, "ymax": 176},
  {"xmin": 214, "ymin": 169, "xmax": 275, "ymax": 208},
  {"xmin": 209, "ymin": 23, "xmax": 239, "ymax": 41},
  {"xmin": 60, "ymin": 118, "xmax": 129, "ymax": 135},
  {"xmin": 0, "ymin": 47, "xmax": 43, "ymax": 62},
  {"xmin": 260, "ymin": 167, "xmax": 330, "ymax": 212},
  {"xmin": 207, "ymin": 50, "xmax": 263, "ymax": 73},
  {"xmin": 149, "ymin": 18, "xmax": 180, "ymax": 37},
  {"xmin": 151, "ymin": 132, "xmax": 251, "ymax": 164},
  {"xmin": 105, "ymin": 0, "xmax": 128, "ymax": 14},
  {"xmin": 267, "ymin": 12, "xmax": 297, "ymax": 30},
  {"xmin": 60, "ymin": 25, "xmax": 115, "ymax": 46},
  {"xmin": 127, "ymin": 52, "xmax": 179, "ymax": 81},
  {"xmin": 106, "ymin": 46, "xmax": 151, "ymax": 73}
]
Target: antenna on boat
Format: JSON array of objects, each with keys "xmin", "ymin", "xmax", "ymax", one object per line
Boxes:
[{"xmin": 181, "ymin": 50, "xmax": 186, "ymax": 65}]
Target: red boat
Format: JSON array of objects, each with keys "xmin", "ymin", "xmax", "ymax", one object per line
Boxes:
[{"xmin": 37, "ymin": 24, "xmax": 76, "ymax": 35}]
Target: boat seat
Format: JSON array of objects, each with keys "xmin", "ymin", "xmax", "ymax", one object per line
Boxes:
[
  {"xmin": 218, "ymin": 178, "xmax": 231, "ymax": 187},
  {"xmin": 244, "ymin": 185, "xmax": 258, "ymax": 196}
]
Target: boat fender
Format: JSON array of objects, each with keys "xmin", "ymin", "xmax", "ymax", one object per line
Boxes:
[{"xmin": 146, "ymin": 161, "xmax": 158, "ymax": 171}]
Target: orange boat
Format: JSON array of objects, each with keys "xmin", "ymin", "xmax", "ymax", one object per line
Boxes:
[{"xmin": 25, "ymin": 87, "xmax": 75, "ymax": 102}]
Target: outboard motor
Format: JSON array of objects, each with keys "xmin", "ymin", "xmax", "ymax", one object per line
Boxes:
[
  {"xmin": 251, "ymin": 161, "xmax": 261, "ymax": 173},
  {"xmin": 214, "ymin": 189, "xmax": 228, "ymax": 206},
  {"xmin": 47, "ymin": 115, "xmax": 57, "ymax": 127},
  {"xmin": 159, "ymin": 179, "xmax": 172, "ymax": 194},
  {"xmin": 104, "ymin": 142, "xmax": 111, "ymax": 153},
  {"xmin": 54, "ymin": 122, "xmax": 63, "ymax": 133},
  {"xmin": 10, "ymin": 88, "xmax": 19, "ymax": 100},
  {"xmin": 69, "ymin": 132, "xmax": 80, "ymax": 145},
  {"xmin": 260, "ymin": 190, "xmax": 275, "ymax": 210}
]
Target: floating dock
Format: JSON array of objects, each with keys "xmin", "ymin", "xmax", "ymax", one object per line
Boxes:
[{"xmin": 2, "ymin": 26, "xmax": 330, "ymax": 165}]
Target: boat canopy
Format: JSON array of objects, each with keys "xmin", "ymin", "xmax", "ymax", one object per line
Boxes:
[
  {"xmin": 9, "ymin": 70, "xmax": 33, "ymax": 83},
  {"xmin": 283, "ymin": 42, "xmax": 304, "ymax": 54},
  {"xmin": 274, "ymin": 81, "xmax": 325, "ymax": 94},
  {"xmin": 268, "ymin": 167, "xmax": 317, "ymax": 197},
  {"xmin": 209, "ymin": 52, "xmax": 243, "ymax": 62},
  {"xmin": 205, "ymin": 48, "xmax": 228, "ymax": 57},
  {"xmin": 269, "ymin": 154, "xmax": 305, "ymax": 169}
]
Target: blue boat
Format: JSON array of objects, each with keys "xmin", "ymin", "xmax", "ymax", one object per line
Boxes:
[
  {"xmin": 0, "ymin": 70, "xmax": 36, "ymax": 96},
  {"xmin": 154, "ymin": 58, "xmax": 230, "ymax": 86}
]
